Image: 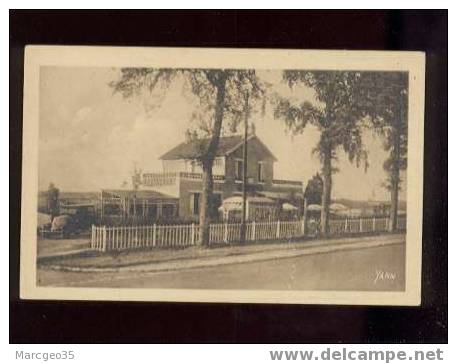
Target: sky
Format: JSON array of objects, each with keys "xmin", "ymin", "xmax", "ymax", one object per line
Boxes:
[{"xmin": 38, "ymin": 66, "xmax": 406, "ymax": 201}]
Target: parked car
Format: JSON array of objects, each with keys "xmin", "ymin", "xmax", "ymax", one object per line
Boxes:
[{"xmin": 37, "ymin": 214, "xmax": 83, "ymax": 238}]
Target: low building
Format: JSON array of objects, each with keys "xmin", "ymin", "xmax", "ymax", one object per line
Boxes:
[{"xmin": 100, "ymin": 189, "xmax": 179, "ymax": 223}]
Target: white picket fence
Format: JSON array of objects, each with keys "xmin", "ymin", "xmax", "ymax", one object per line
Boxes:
[
  {"xmin": 91, "ymin": 216, "xmax": 406, "ymax": 252},
  {"xmin": 328, "ymin": 217, "xmax": 388, "ymax": 235},
  {"xmin": 91, "ymin": 220, "xmax": 304, "ymax": 252},
  {"xmin": 91, "ymin": 224, "xmax": 199, "ymax": 251}
]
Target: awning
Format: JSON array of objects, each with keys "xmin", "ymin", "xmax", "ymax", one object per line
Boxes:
[
  {"xmin": 260, "ymin": 191, "xmax": 297, "ymax": 200},
  {"xmin": 219, "ymin": 196, "xmax": 275, "ymax": 212},
  {"xmin": 330, "ymin": 203, "xmax": 348, "ymax": 211},
  {"xmin": 282, "ymin": 203, "xmax": 298, "ymax": 211},
  {"xmin": 307, "ymin": 204, "xmax": 322, "ymax": 211}
]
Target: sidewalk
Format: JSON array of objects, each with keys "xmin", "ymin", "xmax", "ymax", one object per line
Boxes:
[
  {"xmin": 38, "ymin": 233, "xmax": 406, "ymax": 273},
  {"xmin": 38, "ymin": 238, "xmax": 91, "ymax": 257}
]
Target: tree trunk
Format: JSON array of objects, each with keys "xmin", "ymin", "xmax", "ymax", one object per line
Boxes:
[
  {"xmin": 320, "ymin": 148, "xmax": 332, "ymax": 237},
  {"xmin": 389, "ymin": 126, "xmax": 401, "ymax": 232},
  {"xmin": 198, "ymin": 161, "xmax": 213, "ymax": 246},
  {"xmin": 389, "ymin": 173, "xmax": 399, "ymax": 232},
  {"xmin": 388, "ymin": 103, "xmax": 402, "ymax": 233},
  {"xmin": 197, "ymin": 74, "xmax": 227, "ymax": 246}
]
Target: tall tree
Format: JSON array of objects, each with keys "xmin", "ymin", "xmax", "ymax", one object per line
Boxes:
[
  {"xmin": 274, "ymin": 71, "xmax": 368, "ymax": 236},
  {"xmin": 362, "ymin": 72, "xmax": 408, "ymax": 231},
  {"xmin": 110, "ymin": 68, "xmax": 265, "ymax": 245},
  {"xmin": 304, "ymin": 173, "xmax": 323, "ymax": 205},
  {"xmin": 47, "ymin": 182, "xmax": 60, "ymax": 221},
  {"xmin": 131, "ymin": 163, "xmax": 142, "ymax": 192}
]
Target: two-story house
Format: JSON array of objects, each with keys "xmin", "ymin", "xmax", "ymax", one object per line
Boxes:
[{"xmin": 140, "ymin": 134, "xmax": 304, "ymax": 220}]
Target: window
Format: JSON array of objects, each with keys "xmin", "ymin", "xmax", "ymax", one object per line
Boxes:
[
  {"xmin": 258, "ymin": 162, "xmax": 265, "ymax": 182},
  {"xmin": 190, "ymin": 193, "xmax": 201, "ymax": 216},
  {"xmin": 213, "ymin": 157, "xmax": 225, "ymax": 175},
  {"xmin": 235, "ymin": 159, "xmax": 243, "ymax": 181},
  {"xmin": 147, "ymin": 204, "xmax": 158, "ymax": 219},
  {"xmin": 190, "ymin": 160, "xmax": 196, "ymax": 173},
  {"xmin": 162, "ymin": 204, "xmax": 175, "ymax": 219},
  {"xmin": 189, "ymin": 160, "xmax": 201, "ymax": 173}
]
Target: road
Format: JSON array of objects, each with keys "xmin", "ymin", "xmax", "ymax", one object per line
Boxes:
[{"xmin": 37, "ymin": 242, "xmax": 405, "ymax": 291}]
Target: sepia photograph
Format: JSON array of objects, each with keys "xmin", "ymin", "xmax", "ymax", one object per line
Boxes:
[{"xmin": 20, "ymin": 46, "xmax": 425, "ymax": 305}]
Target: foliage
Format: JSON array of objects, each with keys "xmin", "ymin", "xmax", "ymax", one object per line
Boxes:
[
  {"xmin": 360, "ymin": 72, "xmax": 408, "ymax": 190},
  {"xmin": 274, "ymin": 71, "xmax": 370, "ymax": 170},
  {"xmin": 304, "ymin": 173, "xmax": 323, "ymax": 205},
  {"xmin": 110, "ymin": 68, "xmax": 266, "ymax": 147}
]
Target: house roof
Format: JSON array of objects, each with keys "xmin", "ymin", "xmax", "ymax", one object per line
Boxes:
[
  {"xmin": 160, "ymin": 135, "xmax": 277, "ymax": 161},
  {"xmin": 102, "ymin": 189, "xmax": 177, "ymax": 200},
  {"xmin": 60, "ymin": 203, "xmax": 95, "ymax": 208}
]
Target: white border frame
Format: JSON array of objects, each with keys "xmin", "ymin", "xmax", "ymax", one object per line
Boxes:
[{"xmin": 20, "ymin": 46, "xmax": 425, "ymax": 305}]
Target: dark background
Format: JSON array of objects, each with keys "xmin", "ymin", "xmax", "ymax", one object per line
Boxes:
[{"xmin": 10, "ymin": 10, "xmax": 447, "ymax": 343}]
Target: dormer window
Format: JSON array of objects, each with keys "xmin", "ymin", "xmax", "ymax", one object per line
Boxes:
[{"xmin": 190, "ymin": 160, "xmax": 199, "ymax": 173}]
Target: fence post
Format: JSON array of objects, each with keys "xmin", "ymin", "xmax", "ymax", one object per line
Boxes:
[
  {"xmin": 344, "ymin": 218, "xmax": 348, "ymax": 234},
  {"xmin": 191, "ymin": 223, "xmax": 195, "ymax": 245},
  {"xmin": 251, "ymin": 221, "xmax": 256, "ymax": 241},
  {"xmin": 359, "ymin": 218, "xmax": 363, "ymax": 233},
  {"xmin": 224, "ymin": 223, "xmax": 228, "ymax": 243},
  {"xmin": 277, "ymin": 220, "xmax": 280, "ymax": 238},
  {"xmin": 102, "ymin": 226, "xmax": 107, "ymax": 252},
  {"xmin": 153, "ymin": 224, "xmax": 156, "ymax": 247},
  {"xmin": 372, "ymin": 217, "xmax": 376, "ymax": 232},
  {"xmin": 91, "ymin": 225, "xmax": 95, "ymax": 249},
  {"xmin": 135, "ymin": 226, "xmax": 138, "ymax": 247},
  {"xmin": 302, "ymin": 197, "xmax": 308, "ymax": 236}
]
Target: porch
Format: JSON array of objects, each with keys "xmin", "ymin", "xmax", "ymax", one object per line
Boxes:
[{"xmin": 100, "ymin": 189, "xmax": 179, "ymax": 224}]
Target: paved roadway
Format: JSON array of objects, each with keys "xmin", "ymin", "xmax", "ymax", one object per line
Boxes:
[{"xmin": 37, "ymin": 242, "xmax": 405, "ymax": 291}]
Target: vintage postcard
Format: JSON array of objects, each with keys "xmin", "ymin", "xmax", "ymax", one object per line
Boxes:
[{"xmin": 20, "ymin": 46, "xmax": 424, "ymax": 305}]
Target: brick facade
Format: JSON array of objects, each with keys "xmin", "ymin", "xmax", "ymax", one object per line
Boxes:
[{"xmin": 142, "ymin": 135, "xmax": 304, "ymax": 219}]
